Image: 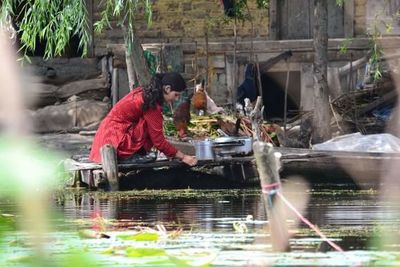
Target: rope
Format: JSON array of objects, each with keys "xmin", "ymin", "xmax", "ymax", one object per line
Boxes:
[
  {"xmin": 276, "ymin": 191, "xmax": 344, "ymax": 252},
  {"xmin": 261, "ymin": 182, "xmax": 281, "ymax": 194}
]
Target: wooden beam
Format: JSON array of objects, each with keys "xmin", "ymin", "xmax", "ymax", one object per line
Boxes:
[
  {"xmin": 338, "ymin": 56, "xmax": 368, "ymax": 76},
  {"xmin": 344, "ymin": 0, "xmax": 354, "ymax": 38},
  {"xmin": 105, "ymin": 37, "xmax": 400, "ymax": 57},
  {"xmin": 359, "ymin": 90, "xmax": 397, "ymax": 116},
  {"xmin": 269, "ymin": 0, "xmax": 278, "ymax": 40}
]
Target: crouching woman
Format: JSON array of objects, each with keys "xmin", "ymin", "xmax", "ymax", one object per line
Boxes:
[{"xmin": 89, "ymin": 72, "xmax": 197, "ymax": 166}]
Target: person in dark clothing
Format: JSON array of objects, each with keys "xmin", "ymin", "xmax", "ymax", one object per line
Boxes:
[{"xmin": 236, "ymin": 63, "xmax": 258, "ymax": 107}]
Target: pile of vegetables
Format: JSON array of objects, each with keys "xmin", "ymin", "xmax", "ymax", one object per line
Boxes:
[{"xmin": 164, "ymin": 113, "xmax": 280, "ymax": 145}]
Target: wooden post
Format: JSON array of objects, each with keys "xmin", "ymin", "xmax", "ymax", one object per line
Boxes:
[
  {"xmin": 253, "ymin": 141, "xmax": 290, "ymax": 252},
  {"xmin": 111, "ymin": 68, "xmax": 119, "ymax": 106},
  {"xmin": 100, "ymin": 144, "xmax": 119, "ymax": 191},
  {"xmin": 205, "ymin": 31, "xmax": 209, "ymax": 90},
  {"xmin": 249, "ymin": 96, "xmax": 263, "ymax": 141},
  {"xmin": 233, "ymin": 19, "xmax": 238, "ymax": 107},
  {"xmin": 269, "ymin": 0, "xmax": 278, "ymax": 40}
]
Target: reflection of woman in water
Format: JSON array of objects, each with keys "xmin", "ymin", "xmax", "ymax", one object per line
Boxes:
[{"xmin": 89, "ymin": 72, "xmax": 197, "ymax": 166}]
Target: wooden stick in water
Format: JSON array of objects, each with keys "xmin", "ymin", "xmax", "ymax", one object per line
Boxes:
[{"xmin": 253, "ymin": 141, "xmax": 290, "ymax": 252}]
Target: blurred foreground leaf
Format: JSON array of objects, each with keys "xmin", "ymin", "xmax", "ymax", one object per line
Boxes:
[{"xmin": 118, "ymin": 232, "xmax": 160, "ymax": 241}]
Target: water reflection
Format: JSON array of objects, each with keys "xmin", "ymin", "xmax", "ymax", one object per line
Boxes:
[{"xmin": 54, "ymin": 185, "xmax": 400, "ymax": 252}]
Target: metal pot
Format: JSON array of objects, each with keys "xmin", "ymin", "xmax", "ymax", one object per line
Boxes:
[
  {"xmin": 193, "ymin": 139, "xmax": 215, "ymax": 160},
  {"xmin": 213, "ymin": 136, "xmax": 253, "ymax": 156},
  {"xmin": 213, "ymin": 136, "xmax": 244, "ymax": 146}
]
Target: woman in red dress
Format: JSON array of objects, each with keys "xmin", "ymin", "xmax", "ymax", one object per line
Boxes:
[{"xmin": 89, "ymin": 72, "xmax": 197, "ymax": 166}]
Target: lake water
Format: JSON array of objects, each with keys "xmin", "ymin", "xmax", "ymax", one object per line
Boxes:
[{"xmin": 2, "ymin": 180, "xmax": 400, "ymax": 266}]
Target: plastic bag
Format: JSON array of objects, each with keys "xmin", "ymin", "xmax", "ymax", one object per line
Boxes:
[{"xmin": 312, "ymin": 132, "xmax": 400, "ymax": 153}]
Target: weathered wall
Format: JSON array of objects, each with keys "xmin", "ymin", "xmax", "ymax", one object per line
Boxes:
[
  {"xmin": 354, "ymin": 0, "xmax": 367, "ymax": 36},
  {"xmin": 89, "ymin": 0, "xmax": 395, "ymax": 108},
  {"xmin": 93, "ymin": 0, "xmax": 269, "ymax": 56}
]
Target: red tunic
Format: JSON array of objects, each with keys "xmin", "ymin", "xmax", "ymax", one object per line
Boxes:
[{"xmin": 89, "ymin": 87, "xmax": 177, "ymax": 163}]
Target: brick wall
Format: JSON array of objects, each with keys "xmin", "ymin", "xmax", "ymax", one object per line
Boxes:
[
  {"xmin": 93, "ymin": 0, "xmax": 269, "ymax": 56},
  {"xmin": 354, "ymin": 0, "xmax": 367, "ymax": 36},
  {"xmin": 90, "ymin": 0, "xmax": 374, "ymax": 106}
]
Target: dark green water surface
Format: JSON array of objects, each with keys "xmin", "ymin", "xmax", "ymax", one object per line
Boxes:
[{"xmin": 2, "ymin": 183, "xmax": 400, "ymax": 266}]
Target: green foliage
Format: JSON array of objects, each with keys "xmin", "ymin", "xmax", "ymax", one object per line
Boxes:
[
  {"xmin": 94, "ymin": 0, "xmax": 152, "ymax": 53},
  {"xmin": 255, "ymin": 0, "xmax": 269, "ymax": 9},
  {"xmin": 364, "ymin": 1, "xmax": 400, "ymax": 81},
  {"xmin": 369, "ymin": 35, "xmax": 384, "ymax": 81},
  {"xmin": 222, "ymin": 0, "xmax": 269, "ymax": 23},
  {"xmin": 339, "ymin": 0, "xmax": 400, "ymax": 82},
  {"xmin": 336, "ymin": 0, "xmax": 344, "ymax": 7},
  {"xmin": 0, "ymin": 0, "xmax": 91, "ymax": 59},
  {"xmin": 338, "ymin": 37, "xmax": 353, "ymax": 55}
]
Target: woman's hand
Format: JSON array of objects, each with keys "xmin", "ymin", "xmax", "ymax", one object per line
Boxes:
[
  {"xmin": 175, "ymin": 150, "xmax": 197, "ymax": 166},
  {"xmin": 181, "ymin": 154, "xmax": 197, "ymax": 166}
]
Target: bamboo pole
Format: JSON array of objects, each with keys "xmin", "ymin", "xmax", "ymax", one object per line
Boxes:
[
  {"xmin": 233, "ymin": 19, "xmax": 238, "ymax": 108},
  {"xmin": 283, "ymin": 59, "xmax": 290, "ymax": 132}
]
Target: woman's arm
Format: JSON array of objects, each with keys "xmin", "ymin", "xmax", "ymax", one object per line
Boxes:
[{"xmin": 143, "ymin": 107, "xmax": 197, "ymax": 166}]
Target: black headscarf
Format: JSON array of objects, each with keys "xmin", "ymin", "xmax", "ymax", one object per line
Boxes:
[
  {"xmin": 142, "ymin": 72, "xmax": 186, "ymax": 111},
  {"xmin": 161, "ymin": 72, "xmax": 186, "ymax": 91}
]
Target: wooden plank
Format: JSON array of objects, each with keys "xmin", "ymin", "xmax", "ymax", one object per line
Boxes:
[
  {"xmin": 344, "ymin": 0, "xmax": 354, "ymax": 38},
  {"xmin": 107, "ymin": 37, "xmax": 400, "ymax": 56},
  {"xmin": 287, "ymin": 0, "xmax": 311, "ymax": 39},
  {"xmin": 327, "ymin": 0, "xmax": 345, "ymax": 38},
  {"xmin": 277, "ymin": 0, "xmax": 288, "ymax": 39},
  {"xmin": 64, "ymin": 155, "xmax": 255, "ymax": 172},
  {"xmin": 269, "ymin": 0, "xmax": 278, "ymax": 40},
  {"xmin": 358, "ymin": 90, "xmax": 397, "ymax": 116},
  {"xmin": 106, "ymin": 38, "xmax": 375, "ymax": 56}
]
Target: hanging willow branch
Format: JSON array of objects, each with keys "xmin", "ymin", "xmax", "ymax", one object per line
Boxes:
[
  {"xmin": 0, "ymin": 0, "xmax": 91, "ymax": 59},
  {"xmin": 94, "ymin": 0, "xmax": 152, "ymax": 54}
]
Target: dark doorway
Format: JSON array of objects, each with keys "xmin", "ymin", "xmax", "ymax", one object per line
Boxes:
[{"xmin": 261, "ymin": 71, "xmax": 300, "ymax": 121}]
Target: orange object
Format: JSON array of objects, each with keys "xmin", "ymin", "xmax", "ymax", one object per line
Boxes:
[
  {"xmin": 173, "ymin": 97, "xmax": 191, "ymax": 138},
  {"xmin": 191, "ymin": 80, "xmax": 207, "ymax": 112}
]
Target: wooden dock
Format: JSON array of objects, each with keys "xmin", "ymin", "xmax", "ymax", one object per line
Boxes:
[
  {"xmin": 63, "ymin": 137, "xmax": 400, "ymax": 189},
  {"xmin": 171, "ymin": 139, "xmax": 399, "ymax": 184},
  {"xmin": 64, "ymin": 153, "xmax": 257, "ymax": 190},
  {"xmin": 276, "ymin": 147, "xmax": 400, "ymax": 185}
]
